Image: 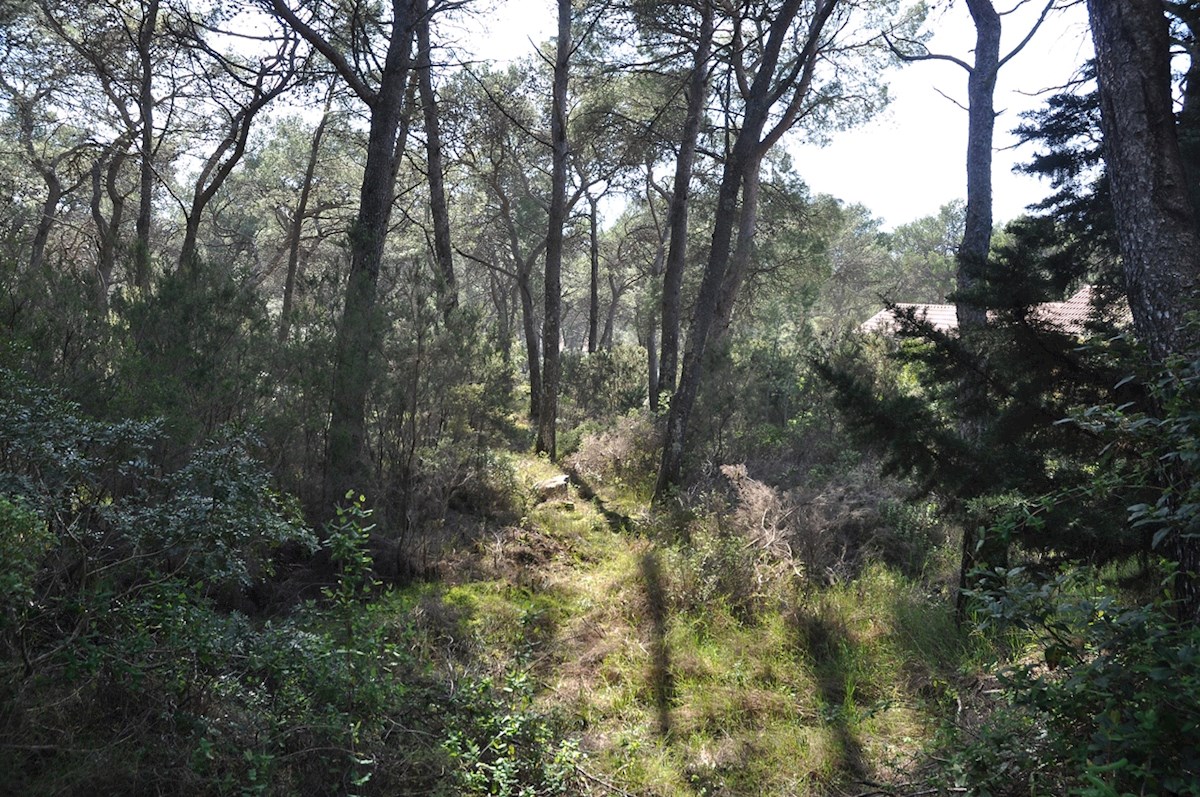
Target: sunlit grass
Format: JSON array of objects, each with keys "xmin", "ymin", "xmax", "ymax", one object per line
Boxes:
[{"xmin": 382, "ymin": 455, "xmax": 982, "ymax": 795}]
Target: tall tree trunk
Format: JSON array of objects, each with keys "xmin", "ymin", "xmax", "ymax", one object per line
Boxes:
[
  {"xmin": 646, "ymin": 165, "xmax": 667, "ymax": 409},
  {"xmin": 656, "ymin": 142, "xmax": 752, "ymax": 497},
  {"xmin": 416, "ymin": 0, "xmax": 457, "ymax": 320},
  {"xmin": 279, "ymin": 94, "xmax": 332, "ymax": 343},
  {"xmin": 29, "ymin": 174, "xmax": 62, "ymax": 273},
  {"xmin": 497, "ymin": 188, "xmax": 545, "ymax": 420},
  {"xmin": 655, "ymin": 0, "xmax": 840, "ymax": 499},
  {"xmin": 950, "ymin": 2, "xmax": 1001, "ymax": 622},
  {"xmin": 1167, "ymin": 2, "xmax": 1200, "ymax": 214},
  {"xmin": 536, "ymin": 0, "xmax": 571, "ymax": 458},
  {"xmin": 587, "ymin": 194, "xmax": 600, "ymax": 353},
  {"xmin": 90, "ymin": 147, "xmax": 129, "ymax": 309},
  {"xmin": 134, "ymin": 0, "xmax": 158, "ymax": 291},
  {"xmin": 602, "ymin": 273, "xmax": 623, "ymax": 350},
  {"xmin": 659, "ymin": 0, "xmax": 715, "ymax": 397},
  {"xmin": 646, "ymin": 317, "xmax": 659, "ymax": 406},
  {"xmin": 519, "ymin": 266, "xmax": 542, "ymax": 420},
  {"xmin": 1089, "ymin": 0, "xmax": 1200, "ymax": 622},
  {"xmin": 656, "ymin": 0, "xmax": 808, "ymax": 499},
  {"xmin": 488, "ymin": 270, "xmax": 515, "ymax": 367},
  {"xmin": 712, "ymin": 156, "xmax": 763, "ymax": 338},
  {"xmin": 956, "ymin": 0, "xmax": 1000, "ymax": 332},
  {"xmin": 324, "ymin": 0, "xmax": 416, "ymax": 509},
  {"xmin": 1090, "ymin": 0, "xmax": 1200, "ymax": 361}
]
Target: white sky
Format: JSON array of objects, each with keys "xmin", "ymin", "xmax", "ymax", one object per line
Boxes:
[{"xmin": 457, "ymin": 0, "xmax": 1095, "ymax": 230}]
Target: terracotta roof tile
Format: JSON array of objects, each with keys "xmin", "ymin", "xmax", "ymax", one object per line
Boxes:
[{"xmin": 860, "ymin": 287, "xmax": 1131, "ymax": 337}]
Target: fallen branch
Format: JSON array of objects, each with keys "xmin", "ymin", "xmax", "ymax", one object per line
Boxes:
[{"xmin": 576, "ymin": 764, "xmax": 636, "ymax": 797}]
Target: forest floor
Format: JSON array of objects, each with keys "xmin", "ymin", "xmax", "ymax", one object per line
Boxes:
[{"xmin": 385, "ymin": 451, "xmax": 987, "ymax": 796}]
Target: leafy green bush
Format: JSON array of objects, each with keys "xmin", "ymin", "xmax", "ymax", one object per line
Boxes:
[
  {"xmin": 935, "ymin": 348, "xmax": 1200, "ymax": 796},
  {"xmin": 666, "ymin": 513, "xmax": 765, "ymax": 621},
  {"xmin": 956, "ymin": 568, "xmax": 1200, "ymax": 796},
  {"xmin": 560, "ymin": 345, "xmax": 647, "ymax": 420},
  {"xmin": 563, "ymin": 412, "xmax": 658, "ymax": 501},
  {"xmin": 440, "ymin": 670, "xmax": 581, "ymax": 797}
]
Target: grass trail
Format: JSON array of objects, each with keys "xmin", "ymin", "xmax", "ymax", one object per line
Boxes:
[{"xmin": 390, "ymin": 453, "xmax": 977, "ymax": 796}]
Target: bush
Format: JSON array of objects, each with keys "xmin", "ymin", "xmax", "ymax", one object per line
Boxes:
[
  {"xmin": 560, "ymin": 345, "xmax": 647, "ymax": 421},
  {"xmin": 954, "ymin": 568, "xmax": 1200, "ymax": 796},
  {"xmin": 440, "ymin": 670, "xmax": 582, "ymax": 797},
  {"xmin": 562, "ymin": 412, "xmax": 658, "ymax": 500}
]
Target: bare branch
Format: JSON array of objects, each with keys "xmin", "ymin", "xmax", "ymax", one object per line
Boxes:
[
  {"xmin": 266, "ymin": 0, "xmax": 376, "ymax": 105},
  {"xmin": 933, "ymin": 85, "xmax": 970, "ymax": 111},
  {"xmin": 998, "ymin": 0, "xmax": 1059, "ymax": 69},
  {"xmin": 883, "ymin": 32, "xmax": 973, "ymax": 72}
]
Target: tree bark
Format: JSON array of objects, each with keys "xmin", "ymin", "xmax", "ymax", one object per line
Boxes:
[
  {"xmin": 588, "ymin": 194, "xmax": 600, "ymax": 353},
  {"xmin": 519, "ymin": 266, "xmax": 543, "ymax": 420},
  {"xmin": 659, "ymin": 0, "xmax": 714, "ymax": 397},
  {"xmin": 178, "ymin": 79, "xmax": 285, "ymax": 271},
  {"xmin": 315, "ymin": 0, "xmax": 417, "ymax": 509},
  {"xmin": 90, "ymin": 151, "xmax": 128, "ymax": 308},
  {"xmin": 134, "ymin": 0, "xmax": 158, "ymax": 291},
  {"xmin": 956, "ymin": 0, "xmax": 1000, "ymax": 332},
  {"xmin": 1166, "ymin": 2, "xmax": 1200, "ymax": 217},
  {"xmin": 602, "ymin": 272, "xmax": 624, "ymax": 350},
  {"xmin": 1089, "ymin": 0, "xmax": 1200, "ymax": 622},
  {"xmin": 536, "ymin": 0, "xmax": 571, "ymax": 459},
  {"xmin": 1089, "ymin": 0, "xmax": 1200, "ymax": 362},
  {"xmin": 656, "ymin": 0, "xmax": 814, "ymax": 498},
  {"xmin": 279, "ymin": 94, "xmax": 332, "ymax": 343},
  {"xmin": 712, "ymin": 156, "xmax": 763, "ymax": 338},
  {"xmin": 416, "ymin": 0, "xmax": 458, "ymax": 320},
  {"xmin": 494, "ymin": 186, "xmax": 545, "ymax": 420},
  {"xmin": 29, "ymin": 172, "xmax": 62, "ymax": 274}
]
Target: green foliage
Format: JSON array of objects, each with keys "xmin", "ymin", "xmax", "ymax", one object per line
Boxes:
[
  {"xmin": 0, "ymin": 497, "xmax": 50, "ymax": 634},
  {"xmin": 692, "ymin": 331, "xmax": 832, "ymax": 470},
  {"xmin": 0, "ymin": 254, "xmax": 114, "ymax": 405},
  {"xmin": 667, "ymin": 516, "xmax": 765, "ymax": 621},
  {"xmin": 112, "ymin": 260, "xmax": 276, "ymax": 444},
  {"xmin": 956, "ymin": 568, "xmax": 1200, "ymax": 796},
  {"xmin": 562, "ymin": 412, "xmax": 659, "ymax": 504},
  {"xmin": 373, "ymin": 299, "xmax": 521, "ymax": 542},
  {"xmin": 560, "ymin": 344, "xmax": 648, "ymax": 420},
  {"xmin": 883, "ymin": 201, "xmax": 964, "ymax": 303},
  {"xmin": 1071, "ymin": 347, "xmax": 1200, "ymax": 560},
  {"xmin": 441, "ymin": 671, "xmax": 582, "ymax": 797},
  {"xmin": 929, "ymin": 349, "xmax": 1200, "ymax": 796},
  {"xmin": 819, "ymin": 249, "xmax": 1144, "ymax": 566},
  {"xmin": 123, "ymin": 431, "xmax": 312, "ymax": 589},
  {"xmin": 878, "ymin": 497, "xmax": 943, "ymax": 576}
]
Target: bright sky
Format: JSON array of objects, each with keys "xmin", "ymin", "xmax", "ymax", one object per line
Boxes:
[
  {"xmin": 790, "ymin": 1, "xmax": 1094, "ymax": 229},
  {"xmin": 457, "ymin": 0, "xmax": 1095, "ymax": 230}
]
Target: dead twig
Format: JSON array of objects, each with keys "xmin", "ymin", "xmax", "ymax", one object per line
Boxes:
[{"xmin": 575, "ymin": 764, "xmax": 636, "ymax": 797}]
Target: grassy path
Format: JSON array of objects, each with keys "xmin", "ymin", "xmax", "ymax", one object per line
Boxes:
[{"xmin": 393, "ymin": 454, "xmax": 974, "ymax": 796}]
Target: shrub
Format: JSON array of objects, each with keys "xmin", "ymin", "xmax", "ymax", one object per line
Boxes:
[
  {"xmin": 955, "ymin": 568, "xmax": 1200, "ymax": 796},
  {"xmin": 440, "ymin": 670, "xmax": 582, "ymax": 797},
  {"xmin": 562, "ymin": 412, "xmax": 658, "ymax": 499},
  {"xmin": 560, "ymin": 345, "xmax": 647, "ymax": 421}
]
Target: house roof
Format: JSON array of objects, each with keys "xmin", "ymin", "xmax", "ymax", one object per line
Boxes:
[
  {"xmin": 861, "ymin": 303, "xmax": 958, "ymax": 334},
  {"xmin": 860, "ymin": 286, "xmax": 1130, "ymax": 336}
]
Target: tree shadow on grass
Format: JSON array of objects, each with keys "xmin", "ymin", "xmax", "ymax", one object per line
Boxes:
[
  {"xmin": 566, "ymin": 468, "xmax": 633, "ymax": 533},
  {"xmin": 792, "ymin": 608, "xmax": 867, "ymax": 782},
  {"xmin": 640, "ymin": 548, "xmax": 674, "ymax": 736}
]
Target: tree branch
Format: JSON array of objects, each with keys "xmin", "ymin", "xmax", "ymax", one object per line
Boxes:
[
  {"xmin": 266, "ymin": 0, "xmax": 376, "ymax": 105},
  {"xmin": 998, "ymin": 0, "xmax": 1059, "ymax": 70},
  {"xmin": 883, "ymin": 32, "xmax": 973, "ymax": 72}
]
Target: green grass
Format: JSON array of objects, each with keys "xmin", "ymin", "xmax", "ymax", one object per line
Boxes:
[{"xmin": 377, "ymin": 453, "xmax": 982, "ymax": 795}]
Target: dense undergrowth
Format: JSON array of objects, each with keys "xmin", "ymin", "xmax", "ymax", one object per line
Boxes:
[
  {"xmin": 3, "ymin": 330, "xmax": 1199, "ymax": 795},
  {"xmin": 0, "ymin": 357, "xmax": 981, "ymax": 796}
]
